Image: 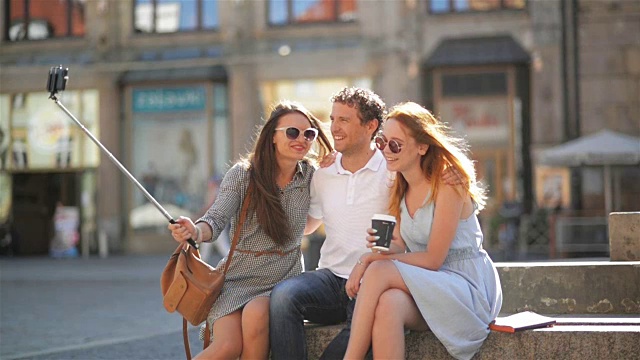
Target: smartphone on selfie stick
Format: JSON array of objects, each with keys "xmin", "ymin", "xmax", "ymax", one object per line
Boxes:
[{"xmin": 47, "ymin": 65, "xmax": 198, "ymax": 248}]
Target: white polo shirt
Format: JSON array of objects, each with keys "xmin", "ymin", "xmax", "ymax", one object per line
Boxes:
[{"xmin": 309, "ymin": 149, "xmax": 391, "ymax": 279}]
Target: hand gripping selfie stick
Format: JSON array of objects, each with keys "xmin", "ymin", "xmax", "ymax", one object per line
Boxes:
[{"xmin": 46, "ymin": 65, "xmax": 198, "ymax": 248}]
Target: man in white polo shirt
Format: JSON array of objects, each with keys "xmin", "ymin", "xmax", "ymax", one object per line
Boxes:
[{"xmin": 270, "ymin": 87, "xmax": 387, "ymax": 360}]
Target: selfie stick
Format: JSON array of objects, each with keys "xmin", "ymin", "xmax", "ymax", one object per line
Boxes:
[{"xmin": 46, "ymin": 65, "xmax": 197, "ymax": 248}]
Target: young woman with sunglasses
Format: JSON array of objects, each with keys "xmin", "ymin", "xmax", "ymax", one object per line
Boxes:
[
  {"xmin": 344, "ymin": 102, "xmax": 502, "ymax": 360},
  {"xmin": 168, "ymin": 100, "xmax": 332, "ymax": 360}
]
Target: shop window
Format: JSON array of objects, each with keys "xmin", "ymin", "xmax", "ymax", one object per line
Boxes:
[
  {"xmin": 212, "ymin": 84, "xmax": 230, "ymax": 177},
  {"xmin": 1, "ymin": 91, "xmax": 100, "ymax": 171},
  {"xmin": 260, "ymin": 77, "xmax": 370, "ymax": 122},
  {"xmin": 268, "ymin": 0, "xmax": 357, "ymax": 26},
  {"xmin": 441, "ymin": 72, "xmax": 507, "ymax": 97},
  {"xmin": 436, "ymin": 69, "xmax": 514, "ymax": 213},
  {"xmin": 130, "ymin": 86, "xmax": 212, "ymax": 225},
  {"xmin": 429, "ymin": 0, "xmax": 525, "ymax": 14},
  {"xmin": 134, "ymin": 0, "xmax": 219, "ymax": 34},
  {"xmin": 5, "ymin": 0, "xmax": 85, "ymax": 41}
]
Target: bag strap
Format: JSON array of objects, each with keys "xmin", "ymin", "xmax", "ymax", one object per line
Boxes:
[
  {"xmin": 203, "ymin": 324, "xmax": 211, "ymax": 350},
  {"xmin": 183, "ymin": 318, "xmax": 192, "ymax": 360},
  {"xmin": 222, "ymin": 182, "xmax": 253, "ymax": 275}
]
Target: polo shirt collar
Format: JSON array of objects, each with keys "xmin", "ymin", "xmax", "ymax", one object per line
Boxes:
[{"xmin": 335, "ymin": 147, "xmax": 385, "ymax": 175}]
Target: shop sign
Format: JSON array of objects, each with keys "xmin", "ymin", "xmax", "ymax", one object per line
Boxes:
[
  {"xmin": 133, "ymin": 87, "xmax": 206, "ymax": 113},
  {"xmin": 439, "ymin": 98, "xmax": 510, "ymax": 146}
]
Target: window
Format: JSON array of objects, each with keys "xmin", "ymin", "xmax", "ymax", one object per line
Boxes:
[
  {"xmin": 429, "ymin": 0, "xmax": 525, "ymax": 14},
  {"xmin": 5, "ymin": 0, "xmax": 85, "ymax": 41},
  {"xmin": 268, "ymin": 0, "xmax": 356, "ymax": 26},
  {"xmin": 1, "ymin": 90, "xmax": 100, "ymax": 171},
  {"xmin": 441, "ymin": 72, "xmax": 507, "ymax": 97},
  {"xmin": 134, "ymin": 0, "xmax": 218, "ymax": 34}
]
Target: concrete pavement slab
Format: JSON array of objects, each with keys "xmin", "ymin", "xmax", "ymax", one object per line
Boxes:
[{"xmin": 0, "ymin": 254, "xmax": 219, "ymax": 360}]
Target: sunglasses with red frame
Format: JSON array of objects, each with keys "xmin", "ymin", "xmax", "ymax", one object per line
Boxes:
[{"xmin": 374, "ymin": 135, "xmax": 403, "ymax": 154}]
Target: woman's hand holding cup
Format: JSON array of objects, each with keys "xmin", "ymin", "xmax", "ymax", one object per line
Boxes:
[
  {"xmin": 366, "ymin": 227, "xmax": 403, "ymax": 254},
  {"xmin": 365, "ymin": 227, "xmax": 379, "ymax": 251},
  {"xmin": 370, "ymin": 214, "xmax": 396, "ymax": 253}
]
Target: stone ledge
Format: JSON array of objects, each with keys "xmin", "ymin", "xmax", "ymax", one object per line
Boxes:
[
  {"xmin": 305, "ymin": 322, "xmax": 640, "ymax": 360},
  {"xmin": 496, "ymin": 261, "xmax": 640, "ymax": 314}
]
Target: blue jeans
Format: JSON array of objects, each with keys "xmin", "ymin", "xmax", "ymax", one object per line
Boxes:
[{"xmin": 270, "ymin": 269, "xmax": 371, "ymax": 360}]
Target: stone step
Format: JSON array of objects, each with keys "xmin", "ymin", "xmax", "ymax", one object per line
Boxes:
[
  {"xmin": 496, "ymin": 261, "xmax": 640, "ymax": 315},
  {"xmin": 305, "ymin": 318, "xmax": 640, "ymax": 360}
]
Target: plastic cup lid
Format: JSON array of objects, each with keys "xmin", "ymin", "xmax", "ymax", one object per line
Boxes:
[{"xmin": 372, "ymin": 214, "xmax": 396, "ymax": 222}]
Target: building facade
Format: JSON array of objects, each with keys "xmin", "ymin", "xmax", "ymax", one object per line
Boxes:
[{"xmin": 1, "ymin": 0, "xmax": 638, "ymax": 256}]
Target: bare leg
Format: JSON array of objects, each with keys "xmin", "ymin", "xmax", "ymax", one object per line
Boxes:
[
  {"xmin": 344, "ymin": 260, "xmax": 413, "ymax": 359},
  {"xmin": 372, "ymin": 289, "xmax": 427, "ymax": 359},
  {"xmin": 196, "ymin": 310, "xmax": 243, "ymax": 360},
  {"xmin": 240, "ymin": 296, "xmax": 270, "ymax": 360}
]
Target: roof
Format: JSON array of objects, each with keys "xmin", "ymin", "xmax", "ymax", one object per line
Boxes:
[{"xmin": 425, "ymin": 35, "xmax": 530, "ymax": 67}]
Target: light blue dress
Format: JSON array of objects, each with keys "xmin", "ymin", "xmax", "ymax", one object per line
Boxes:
[{"xmin": 393, "ymin": 196, "xmax": 502, "ymax": 360}]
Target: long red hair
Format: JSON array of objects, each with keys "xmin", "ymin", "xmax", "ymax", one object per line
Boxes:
[{"xmin": 385, "ymin": 102, "xmax": 487, "ymax": 219}]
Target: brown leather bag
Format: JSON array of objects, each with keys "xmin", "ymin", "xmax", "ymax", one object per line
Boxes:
[
  {"xmin": 160, "ymin": 244, "xmax": 223, "ymax": 326},
  {"xmin": 161, "ymin": 187, "xmax": 252, "ymax": 359}
]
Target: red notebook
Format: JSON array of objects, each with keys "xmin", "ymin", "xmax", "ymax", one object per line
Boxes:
[{"xmin": 489, "ymin": 311, "xmax": 556, "ymax": 333}]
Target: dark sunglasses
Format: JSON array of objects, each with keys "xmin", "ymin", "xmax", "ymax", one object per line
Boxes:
[
  {"xmin": 374, "ymin": 135, "xmax": 402, "ymax": 154},
  {"xmin": 275, "ymin": 127, "xmax": 319, "ymax": 142}
]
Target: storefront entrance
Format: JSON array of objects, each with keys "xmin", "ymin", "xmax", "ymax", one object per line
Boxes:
[{"xmin": 10, "ymin": 172, "xmax": 79, "ymax": 256}]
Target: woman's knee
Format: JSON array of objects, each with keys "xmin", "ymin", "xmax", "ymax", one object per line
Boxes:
[
  {"xmin": 374, "ymin": 289, "xmax": 407, "ymax": 323},
  {"xmin": 243, "ymin": 298, "xmax": 270, "ymax": 336},
  {"xmin": 206, "ymin": 337, "xmax": 242, "ymax": 359},
  {"xmin": 362, "ymin": 260, "xmax": 395, "ymax": 284}
]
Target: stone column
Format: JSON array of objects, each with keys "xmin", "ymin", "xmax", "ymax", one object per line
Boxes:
[{"xmin": 227, "ymin": 64, "xmax": 262, "ymax": 161}]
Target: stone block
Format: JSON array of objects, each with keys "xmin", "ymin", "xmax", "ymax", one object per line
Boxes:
[
  {"xmin": 625, "ymin": 48, "xmax": 640, "ymax": 75},
  {"xmin": 581, "ymin": 78, "xmax": 631, "ymax": 105},
  {"xmin": 497, "ymin": 261, "xmax": 640, "ymax": 314},
  {"xmin": 305, "ymin": 323, "xmax": 640, "ymax": 360},
  {"xmin": 581, "ymin": 19, "xmax": 640, "ymax": 47},
  {"xmin": 581, "ymin": 48, "xmax": 626, "ymax": 76},
  {"xmin": 610, "ymin": 212, "xmax": 640, "ymax": 261}
]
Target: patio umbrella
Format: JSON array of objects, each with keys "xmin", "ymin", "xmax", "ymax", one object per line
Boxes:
[{"xmin": 539, "ymin": 129, "xmax": 640, "ymax": 215}]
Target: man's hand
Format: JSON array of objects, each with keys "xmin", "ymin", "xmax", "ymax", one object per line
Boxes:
[
  {"xmin": 319, "ymin": 150, "xmax": 337, "ymax": 168},
  {"xmin": 442, "ymin": 166, "xmax": 464, "ymax": 186}
]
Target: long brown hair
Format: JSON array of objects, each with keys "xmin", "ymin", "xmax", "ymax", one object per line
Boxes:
[
  {"xmin": 385, "ymin": 102, "xmax": 487, "ymax": 219},
  {"xmin": 244, "ymin": 101, "xmax": 333, "ymax": 245}
]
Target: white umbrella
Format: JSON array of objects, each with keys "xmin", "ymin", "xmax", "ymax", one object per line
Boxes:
[{"xmin": 539, "ymin": 129, "xmax": 640, "ymax": 215}]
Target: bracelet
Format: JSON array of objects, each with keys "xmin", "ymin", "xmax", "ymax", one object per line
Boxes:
[
  {"xmin": 194, "ymin": 226, "xmax": 202, "ymax": 243},
  {"xmin": 357, "ymin": 258, "xmax": 366, "ymax": 266}
]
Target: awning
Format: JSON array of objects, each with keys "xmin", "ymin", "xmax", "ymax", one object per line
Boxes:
[
  {"xmin": 425, "ymin": 35, "xmax": 530, "ymax": 67},
  {"xmin": 539, "ymin": 129, "xmax": 640, "ymax": 215},
  {"xmin": 119, "ymin": 66, "xmax": 227, "ymax": 84},
  {"xmin": 539, "ymin": 129, "xmax": 640, "ymax": 167}
]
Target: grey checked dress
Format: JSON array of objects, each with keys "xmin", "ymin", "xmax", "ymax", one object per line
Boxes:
[{"xmin": 196, "ymin": 160, "xmax": 314, "ymax": 341}]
